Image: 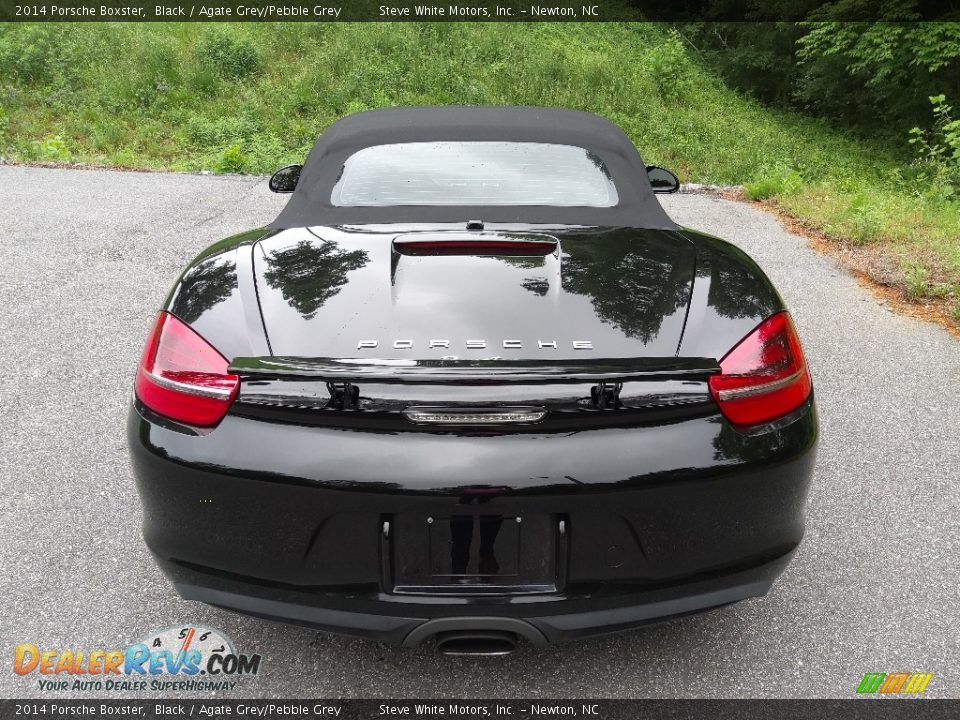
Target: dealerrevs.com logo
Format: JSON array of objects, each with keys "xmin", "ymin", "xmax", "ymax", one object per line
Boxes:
[{"xmin": 14, "ymin": 626, "xmax": 261, "ymax": 692}]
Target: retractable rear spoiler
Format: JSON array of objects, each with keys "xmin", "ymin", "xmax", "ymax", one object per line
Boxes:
[{"xmin": 228, "ymin": 357, "xmax": 721, "ymax": 384}]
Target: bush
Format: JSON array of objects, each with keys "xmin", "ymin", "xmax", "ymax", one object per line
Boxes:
[
  {"xmin": 0, "ymin": 26, "xmax": 62, "ymax": 84},
  {"xmin": 744, "ymin": 165, "xmax": 803, "ymax": 200},
  {"xmin": 645, "ymin": 31, "xmax": 694, "ymax": 102},
  {"xmin": 848, "ymin": 201, "xmax": 886, "ymax": 244},
  {"xmin": 215, "ymin": 143, "xmax": 246, "ymax": 173},
  {"xmin": 682, "ymin": 20, "xmax": 960, "ymax": 139},
  {"xmin": 25, "ymin": 135, "xmax": 72, "ymax": 163},
  {"xmin": 903, "ymin": 262, "xmax": 929, "ymax": 300},
  {"xmin": 128, "ymin": 40, "xmax": 181, "ymax": 107},
  {"xmin": 90, "ymin": 123, "xmax": 126, "ymax": 152},
  {"xmin": 185, "ymin": 115, "xmax": 261, "ymax": 147},
  {"xmin": 186, "ymin": 65, "xmax": 221, "ymax": 97},
  {"xmin": 909, "ymin": 94, "xmax": 960, "ymax": 200},
  {"xmin": 243, "ymin": 135, "xmax": 303, "ymax": 175},
  {"xmin": 195, "ymin": 29, "xmax": 262, "ymax": 79}
]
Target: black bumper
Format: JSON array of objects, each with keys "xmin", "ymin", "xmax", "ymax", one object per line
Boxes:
[
  {"xmin": 128, "ymin": 399, "xmax": 817, "ymax": 645},
  {"xmin": 169, "ymin": 557, "xmax": 784, "ymax": 646}
]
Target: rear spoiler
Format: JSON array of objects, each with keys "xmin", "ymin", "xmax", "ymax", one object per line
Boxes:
[{"xmin": 228, "ymin": 357, "xmax": 721, "ymax": 384}]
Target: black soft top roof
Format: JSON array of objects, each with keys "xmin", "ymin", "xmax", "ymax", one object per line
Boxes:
[{"xmin": 270, "ymin": 106, "xmax": 678, "ymax": 229}]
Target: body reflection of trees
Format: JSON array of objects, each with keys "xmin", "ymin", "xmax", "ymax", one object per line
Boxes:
[
  {"xmin": 169, "ymin": 255, "xmax": 237, "ymax": 323},
  {"xmin": 560, "ymin": 235, "xmax": 692, "ymax": 342},
  {"xmin": 490, "ymin": 255, "xmax": 553, "ymax": 298},
  {"xmin": 711, "ymin": 418, "xmax": 748, "ymax": 463},
  {"xmin": 521, "ymin": 277, "xmax": 550, "ymax": 296},
  {"xmin": 262, "ymin": 239, "xmax": 369, "ymax": 319},
  {"xmin": 706, "ymin": 249, "xmax": 780, "ymax": 320},
  {"xmin": 712, "ymin": 413, "xmax": 812, "ymax": 463}
]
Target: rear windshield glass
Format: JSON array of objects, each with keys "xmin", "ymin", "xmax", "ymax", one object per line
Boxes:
[{"xmin": 330, "ymin": 141, "xmax": 619, "ymax": 207}]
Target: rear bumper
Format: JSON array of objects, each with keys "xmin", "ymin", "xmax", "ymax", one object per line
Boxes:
[
  {"xmin": 128, "ymin": 398, "xmax": 817, "ymax": 645},
  {"xmin": 169, "ymin": 553, "xmax": 786, "ymax": 645}
]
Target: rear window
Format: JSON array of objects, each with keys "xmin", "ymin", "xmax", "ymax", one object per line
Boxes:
[{"xmin": 330, "ymin": 141, "xmax": 619, "ymax": 207}]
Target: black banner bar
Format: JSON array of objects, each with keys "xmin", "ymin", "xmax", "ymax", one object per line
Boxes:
[
  {"xmin": 1, "ymin": 700, "xmax": 959, "ymax": 720},
  {"xmin": 0, "ymin": 0, "xmax": 958, "ymax": 22}
]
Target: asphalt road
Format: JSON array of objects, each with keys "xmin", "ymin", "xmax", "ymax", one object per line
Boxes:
[{"xmin": 1, "ymin": 166, "xmax": 958, "ymax": 699}]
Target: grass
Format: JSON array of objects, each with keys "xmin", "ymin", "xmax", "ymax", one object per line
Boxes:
[{"xmin": 0, "ymin": 22, "xmax": 958, "ymax": 322}]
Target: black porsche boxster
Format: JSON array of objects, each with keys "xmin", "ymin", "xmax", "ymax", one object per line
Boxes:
[{"xmin": 128, "ymin": 106, "xmax": 817, "ymax": 655}]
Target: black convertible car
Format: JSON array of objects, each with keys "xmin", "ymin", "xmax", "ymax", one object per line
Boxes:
[{"xmin": 128, "ymin": 106, "xmax": 817, "ymax": 655}]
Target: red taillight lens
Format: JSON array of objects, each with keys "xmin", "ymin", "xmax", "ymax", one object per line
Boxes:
[
  {"xmin": 708, "ymin": 311, "xmax": 812, "ymax": 426},
  {"xmin": 134, "ymin": 312, "xmax": 239, "ymax": 427}
]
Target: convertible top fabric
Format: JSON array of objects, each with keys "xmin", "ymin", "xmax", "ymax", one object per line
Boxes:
[{"xmin": 269, "ymin": 106, "xmax": 678, "ymax": 229}]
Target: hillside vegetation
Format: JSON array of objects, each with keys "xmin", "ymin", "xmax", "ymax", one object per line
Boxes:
[{"xmin": 0, "ymin": 22, "xmax": 957, "ymax": 323}]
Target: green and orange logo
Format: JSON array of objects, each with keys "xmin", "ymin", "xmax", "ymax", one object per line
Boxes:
[{"xmin": 857, "ymin": 672, "xmax": 933, "ymax": 695}]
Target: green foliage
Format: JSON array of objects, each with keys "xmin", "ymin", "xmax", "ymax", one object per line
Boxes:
[
  {"xmin": 798, "ymin": 21, "xmax": 960, "ymax": 86},
  {"xmin": 909, "ymin": 94, "xmax": 960, "ymax": 200},
  {"xmin": 186, "ymin": 115, "xmax": 261, "ymax": 146},
  {"xmin": 744, "ymin": 165, "xmax": 803, "ymax": 200},
  {"xmin": 683, "ymin": 15, "xmax": 960, "ymax": 136},
  {"xmin": 0, "ymin": 25, "xmax": 63, "ymax": 84},
  {"xmin": 215, "ymin": 143, "xmax": 246, "ymax": 173},
  {"xmin": 24, "ymin": 135, "xmax": 72, "ymax": 163},
  {"xmin": 645, "ymin": 30, "xmax": 695, "ymax": 101},
  {"xmin": 903, "ymin": 262, "xmax": 930, "ymax": 301},
  {"xmin": 195, "ymin": 28, "xmax": 262, "ymax": 79},
  {"xmin": 676, "ymin": 18, "xmax": 806, "ymax": 107},
  {"xmin": 0, "ymin": 25, "xmax": 112, "ymax": 90},
  {"xmin": 901, "ymin": 261, "xmax": 951, "ymax": 301},
  {"xmin": 847, "ymin": 201, "xmax": 886, "ymax": 245}
]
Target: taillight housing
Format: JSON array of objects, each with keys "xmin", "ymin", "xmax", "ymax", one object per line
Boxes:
[
  {"xmin": 708, "ymin": 311, "xmax": 812, "ymax": 427},
  {"xmin": 134, "ymin": 312, "xmax": 239, "ymax": 427}
]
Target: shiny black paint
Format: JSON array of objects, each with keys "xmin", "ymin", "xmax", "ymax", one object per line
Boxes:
[
  {"xmin": 251, "ymin": 226, "xmax": 697, "ymax": 360},
  {"xmin": 135, "ymin": 218, "xmax": 816, "ymax": 643},
  {"xmin": 228, "ymin": 356, "xmax": 722, "ymax": 434},
  {"xmin": 165, "ymin": 226, "xmax": 272, "ymax": 360},
  {"xmin": 676, "ymin": 229, "xmax": 785, "ymax": 359},
  {"xmin": 165, "ymin": 223, "xmax": 786, "ymax": 367},
  {"xmin": 229, "ymin": 355, "xmax": 720, "ymax": 382},
  {"xmin": 128, "ymin": 397, "xmax": 816, "ymax": 638}
]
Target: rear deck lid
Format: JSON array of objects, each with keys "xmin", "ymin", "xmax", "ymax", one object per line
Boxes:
[{"xmin": 253, "ymin": 227, "xmax": 697, "ymax": 360}]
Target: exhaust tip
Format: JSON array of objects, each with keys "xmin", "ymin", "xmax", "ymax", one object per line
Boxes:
[{"xmin": 435, "ymin": 630, "xmax": 518, "ymax": 657}]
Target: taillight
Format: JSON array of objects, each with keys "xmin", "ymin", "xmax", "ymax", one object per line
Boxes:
[
  {"xmin": 708, "ymin": 312, "xmax": 812, "ymax": 426},
  {"xmin": 134, "ymin": 312, "xmax": 239, "ymax": 427}
]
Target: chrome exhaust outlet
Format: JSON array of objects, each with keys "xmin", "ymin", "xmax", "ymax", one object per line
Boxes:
[{"xmin": 435, "ymin": 630, "xmax": 518, "ymax": 656}]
